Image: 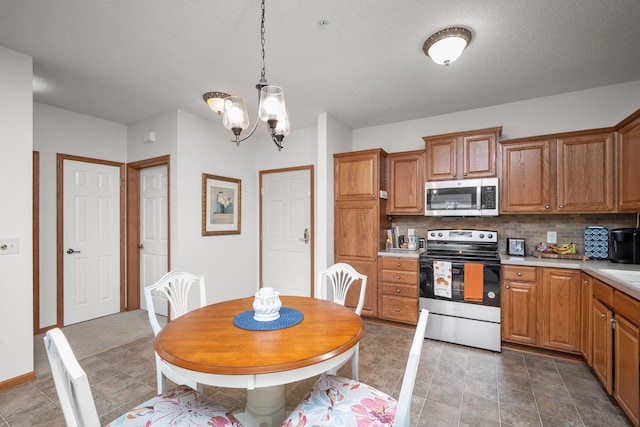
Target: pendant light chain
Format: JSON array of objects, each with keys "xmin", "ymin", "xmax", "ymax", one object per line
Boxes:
[{"xmin": 260, "ymin": 0, "xmax": 266, "ymax": 83}]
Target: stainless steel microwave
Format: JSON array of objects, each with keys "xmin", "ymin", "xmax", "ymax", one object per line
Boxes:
[{"xmin": 424, "ymin": 178, "xmax": 499, "ymax": 216}]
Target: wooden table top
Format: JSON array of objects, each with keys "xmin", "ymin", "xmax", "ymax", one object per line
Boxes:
[{"xmin": 154, "ymin": 296, "xmax": 365, "ymax": 375}]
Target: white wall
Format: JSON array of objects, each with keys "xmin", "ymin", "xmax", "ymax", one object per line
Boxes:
[
  {"xmin": 0, "ymin": 46, "xmax": 33, "ymax": 383},
  {"xmin": 352, "ymin": 80, "xmax": 640, "ymax": 152},
  {"xmin": 319, "ymin": 113, "xmax": 353, "ymax": 270},
  {"xmin": 33, "ymin": 103, "xmax": 127, "ymax": 328}
]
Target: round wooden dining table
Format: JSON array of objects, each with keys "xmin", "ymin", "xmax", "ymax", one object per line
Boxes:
[{"xmin": 154, "ymin": 295, "xmax": 365, "ymax": 427}]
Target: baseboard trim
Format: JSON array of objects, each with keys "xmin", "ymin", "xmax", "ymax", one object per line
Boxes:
[{"xmin": 0, "ymin": 371, "xmax": 36, "ymax": 392}]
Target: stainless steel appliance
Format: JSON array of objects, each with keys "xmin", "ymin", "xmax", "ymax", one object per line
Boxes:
[
  {"xmin": 610, "ymin": 228, "xmax": 640, "ymax": 264},
  {"xmin": 419, "ymin": 229, "xmax": 501, "ymax": 351},
  {"xmin": 424, "ymin": 177, "xmax": 498, "ymax": 216}
]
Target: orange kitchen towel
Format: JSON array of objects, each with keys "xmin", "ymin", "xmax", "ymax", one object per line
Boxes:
[{"xmin": 464, "ymin": 263, "xmax": 484, "ymax": 302}]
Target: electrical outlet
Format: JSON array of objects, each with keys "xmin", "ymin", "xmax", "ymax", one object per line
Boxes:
[{"xmin": 547, "ymin": 231, "xmax": 557, "ymax": 244}]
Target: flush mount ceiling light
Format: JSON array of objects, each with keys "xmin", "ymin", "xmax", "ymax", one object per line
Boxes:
[
  {"xmin": 423, "ymin": 27, "xmax": 472, "ymax": 66},
  {"xmin": 203, "ymin": 92, "xmax": 230, "ymax": 115},
  {"xmin": 203, "ymin": 0, "xmax": 290, "ymax": 151}
]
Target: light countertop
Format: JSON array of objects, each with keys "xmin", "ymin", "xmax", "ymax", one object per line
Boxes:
[
  {"xmin": 378, "ymin": 249, "xmax": 424, "ymax": 259},
  {"xmin": 500, "ymin": 254, "xmax": 640, "ymax": 300}
]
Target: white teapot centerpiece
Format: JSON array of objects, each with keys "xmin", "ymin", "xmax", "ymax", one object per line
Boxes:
[{"xmin": 253, "ymin": 287, "xmax": 282, "ymax": 321}]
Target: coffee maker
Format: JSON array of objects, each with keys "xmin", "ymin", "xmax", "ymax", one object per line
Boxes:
[{"xmin": 609, "ymin": 228, "xmax": 640, "ymax": 264}]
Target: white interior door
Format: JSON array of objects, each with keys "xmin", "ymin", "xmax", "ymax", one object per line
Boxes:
[
  {"xmin": 261, "ymin": 169, "xmax": 312, "ymax": 296},
  {"xmin": 139, "ymin": 165, "xmax": 169, "ymax": 315},
  {"xmin": 63, "ymin": 159, "xmax": 120, "ymax": 325}
]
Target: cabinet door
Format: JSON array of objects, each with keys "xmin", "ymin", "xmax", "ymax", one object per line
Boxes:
[
  {"xmin": 618, "ymin": 113, "xmax": 640, "ymax": 211},
  {"xmin": 387, "ymin": 150, "xmax": 424, "ymax": 215},
  {"xmin": 334, "ymin": 151, "xmax": 380, "ymax": 201},
  {"xmin": 502, "ymin": 281, "xmax": 537, "ymax": 345},
  {"xmin": 539, "ymin": 269, "xmax": 581, "ymax": 352},
  {"xmin": 614, "ymin": 315, "xmax": 640, "ymax": 425},
  {"xmin": 462, "ymin": 132, "xmax": 497, "ymax": 178},
  {"xmin": 592, "ymin": 298, "xmax": 613, "ymax": 393},
  {"xmin": 425, "ymin": 137, "xmax": 457, "ymax": 181},
  {"xmin": 556, "ymin": 133, "xmax": 615, "ymax": 212},
  {"xmin": 334, "ymin": 201, "xmax": 379, "ymax": 259},
  {"xmin": 338, "ymin": 258, "xmax": 378, "ymax": 318},
  {"xmin": 580, "ymin": 273, "xmax": 593, "ymax": 364},
  {"xmin": 500, "ymin": 140, "xmax": 553, "ymax": 213}
]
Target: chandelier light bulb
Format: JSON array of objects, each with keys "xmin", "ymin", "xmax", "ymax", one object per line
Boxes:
[{"xmin": 222, "ymin": 96, "xmax": 250, "ymax": 132}]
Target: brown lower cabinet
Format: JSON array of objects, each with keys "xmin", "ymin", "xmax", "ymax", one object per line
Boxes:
[
  {"xmin": 504, "ymin": 269, "xmax": 639, "ymax": 425},
  {"xmin": 502, "ymin": 266, "xmax": 581, "ymax": 353},
  {"xmin": 588, "ymin": 274, "xmax": 639, "ymax": 426},
  {"xmin": 378, "ymin": 256, "xmax": 419, "ymax": 325}
]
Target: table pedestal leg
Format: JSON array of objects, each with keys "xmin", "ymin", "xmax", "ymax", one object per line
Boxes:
[{"xmin": 236, "ymin": 385, "xmax": 286, "ymax": 427}]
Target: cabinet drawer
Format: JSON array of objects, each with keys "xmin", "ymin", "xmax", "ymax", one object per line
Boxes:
[
  {"xmin": 380, "ymin": 270, "xmax": 418, "ymax": 285},
  {"xmin": 380, "ymin": 257, "xmax": 417, "ymax": 272},
  {"xmin": 381, "ymin": 283, "xmax": 418, "ymax": 297},
  {"xmin": 593, "ymin": 278, "xmax": 614, "ymax": 307},
  {"xmin": 502, "ymin": 265, "xmax": 537, "ymax": 282},
  {"xmin": 380, "ymin": 295, "xmax": 418, "ymax": 324},
  {"xmin": 615, "ymin": 290, "xmax": 640, "ymax": 327}
]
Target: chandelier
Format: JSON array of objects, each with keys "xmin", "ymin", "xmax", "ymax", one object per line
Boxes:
[{"xmin": 203, "ymin": 0, "xmax": 290, "ymax": 151}]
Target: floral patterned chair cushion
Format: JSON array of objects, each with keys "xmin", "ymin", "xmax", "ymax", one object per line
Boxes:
[
  {"xmin": 106, "ymin": 384, "xmax": 243, "ymax": 426},
  {"xmin": 281, "ymin": 374, "xmax": 398, "ymax": 426}
]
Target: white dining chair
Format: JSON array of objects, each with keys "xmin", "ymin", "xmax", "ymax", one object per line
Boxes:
[
  {"xmin": 144, "ymin": 270, "xmax": 207, "ymax": 393},
  {"xmin": 44, "ymin": 328, "xmax": 242, "ymax": 427},
  {"xmin": 281, "ymin": 309, "xmax": 429, "ymax": 427},
  {"xmin": 317, "ymin": 262, "xmax": 367, "ymax": 380}
]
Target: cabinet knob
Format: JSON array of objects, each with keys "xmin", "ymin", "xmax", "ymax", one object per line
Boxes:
[
  {"xmin": 372, "ymin": 194, "xmax": 376, "ymax": 199},
  {"xmin": 453, "ymin": 173, "xmax": 457, "ymax": 178},
  {"xmin": 505, "ymin": 285, "xmax": 511, "ymax": 289},
  {"xmin": 396, "ymin": 307, "xmax": 401, "ymax": 312},
  {"xmin": 418, "ymin": 207, "xmax": 423, "ymax": 212},
  {"xmin": 396, "ymin": 288, "xmax": 401, "ymax": 293},
  {"xmin": 545, "ymin": 205, "xmax": 550, "ymax": 209},
  {"xmin": 559, "ymin": 205, "xmax": 564, "ymax": 209},
  {"xmin": 396, "ymin": 275, "xmax": 401, "ymax": 279},
  {"xmin": 601, "ymin": 313, "xmax": 606, "ymax": 319},
  {"xmin": 584, "ymin": 280, "xmax": 589, "ymax": 285},
  {"xmin": 372, "ymin": 258, "xmax": 376, "ymax": 261},
  {"xmin": 517, "ymin": 272, "xmax": 522, "ymax": 276},
  {"xmin": 396, "ymin": 262, "xmax": 401, "ymax": 267},
  {"xmin": 463, "ymin": 172, "xmax": 467, "ymax": 176}
]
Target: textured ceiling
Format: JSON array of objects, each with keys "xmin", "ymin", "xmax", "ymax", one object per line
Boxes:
[{"xmin": 1, "ymin": 0, "xmax": 639, "ymax": 131}]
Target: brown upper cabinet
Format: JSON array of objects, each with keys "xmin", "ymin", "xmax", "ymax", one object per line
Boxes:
[
  {"xmin": 387, "ymin": 150, "xmax": 424, "ymax": 215},
  {"xmin": 500, "ymin": 130, "xmax": 616, "ymax": 213},
  {"xmin": 423, "ymin": 127, "xmax": 501, "ymax": 181},
  {"xmin": 616, "ymin": 109, "xmax": 640, "ymax": 212},
  {"xmin": 334, "ymin": 149, "xmax": 386, "ymax": 202}
]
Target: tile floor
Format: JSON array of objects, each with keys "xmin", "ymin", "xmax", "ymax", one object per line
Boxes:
[{"xmin": 0, "ymin": 319, "xmax": 632, "ymax": 426}]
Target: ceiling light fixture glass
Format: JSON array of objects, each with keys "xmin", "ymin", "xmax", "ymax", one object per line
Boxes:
[
  {"xmin": 203, "ymin": 0, "xmax": 290, "ymax": 150},
  {"xmin": 203, "ymin": 92, "xmax": 230, "ymax": 115},
  {"xmin": 423, "ymin": 27, "xmax": 472, "ymax": 66}
]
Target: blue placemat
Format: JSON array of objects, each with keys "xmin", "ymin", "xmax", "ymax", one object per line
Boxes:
[{"xmin": 233, "ymin": 307, "xmax": 304, "ymax": 331}]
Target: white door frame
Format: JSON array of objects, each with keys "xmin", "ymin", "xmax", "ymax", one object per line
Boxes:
[
  {"xmin": 56, "ymin": 154, "xmax": 125, "ymax": 327},
  {"xmin": 259, "ymin": 165, "xmax": 314, "ymax": 296}
]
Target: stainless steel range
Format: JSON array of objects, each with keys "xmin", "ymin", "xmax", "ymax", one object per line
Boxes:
[{"xmin": 419, "ymin": 229, "xmax": 501, "ymax": 352}]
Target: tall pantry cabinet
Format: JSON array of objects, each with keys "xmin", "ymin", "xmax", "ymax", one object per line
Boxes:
[{"xmin": 334, "ymin": 149, "xmax": 390, "ymax": 317}]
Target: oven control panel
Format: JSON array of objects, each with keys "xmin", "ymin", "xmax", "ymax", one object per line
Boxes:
[{"xmin": 427, "ymin": 229, "xmax": 497, "ymax": 243}]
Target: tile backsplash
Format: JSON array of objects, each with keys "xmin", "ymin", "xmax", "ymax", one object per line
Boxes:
[{"xmin": 391, "ymin": 213, "xmax": 638, "ymax": 256}]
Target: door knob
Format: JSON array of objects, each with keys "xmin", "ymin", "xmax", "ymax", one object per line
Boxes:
[
  {"xmin": 66, "ymin": 248, "xmax": 81, "ymax": 254},
  {"xmin": 303, "ymin": 228, "xmax": 310, "ymax": 244},
  {"xmin": 138, "ymin": 243, "xmax": 144, "ymax": 249}
]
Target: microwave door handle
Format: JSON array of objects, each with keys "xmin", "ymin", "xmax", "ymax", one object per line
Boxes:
[{"xmin": 477, "ymin": 186, "xmax": 482, "ymax": 210}]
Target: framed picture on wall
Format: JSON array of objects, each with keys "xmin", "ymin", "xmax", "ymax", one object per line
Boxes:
[{"xmin": 202, "ymin": 173, "xmax": 241, "ymax": 236}]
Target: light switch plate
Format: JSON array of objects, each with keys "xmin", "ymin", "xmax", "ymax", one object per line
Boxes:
[
  {"xmin": 0, "ymin": 238, "xmax": 19, "ymax": 255},
  {"xmin": 547, "ymin": 231, "xmax": 557, "ymax": 244}
]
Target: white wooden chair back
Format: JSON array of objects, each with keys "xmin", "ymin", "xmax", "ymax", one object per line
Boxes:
[
  {"xmin": 318, "ymin": 262, "xmax": 367, "ymax": 315},
  {"xmin": 144, "ymin": 270, "xmax": 207, "ymax": 335},
  {"xmin": 44, "ymin": 328, "xmax": 101, "ymax": 427},
  {"xmin": 394, "ymin": 308, "xmax": 430, "ymax": 427}
]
